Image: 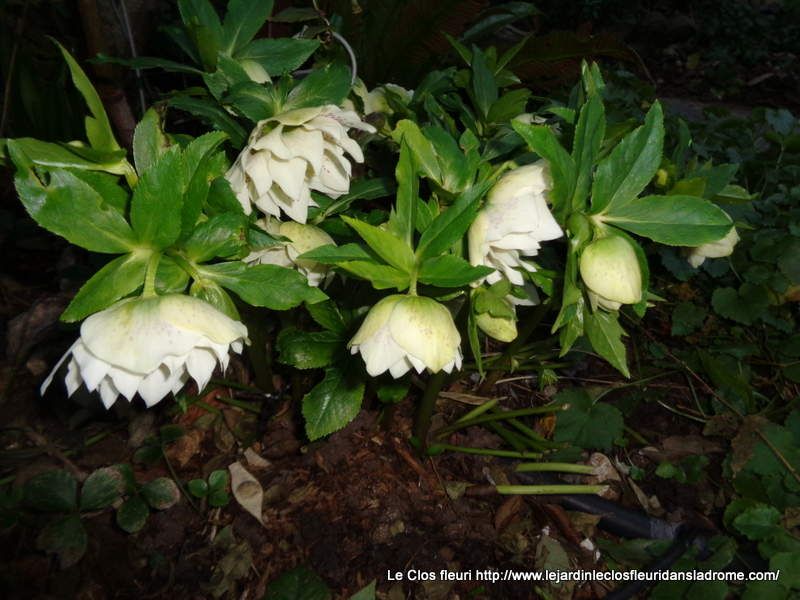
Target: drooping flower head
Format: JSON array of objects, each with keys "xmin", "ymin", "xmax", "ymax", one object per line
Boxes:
[
  {"xmin": 687, "ymin": 226, "xmax": 739, "ymax": 268},
  {"xmin": 226, "ymin": 105, "xmax": 375, "ymax": 223},
  {"xmin": 349, "ymin": 295, "xmax": 462, "ymax": 378},
  {"xmin": 246, "ymin": 218, "xmax": 335, "ymax": 287},
  {"xmin": 42, "ymin": 295, "xmax": 248, "ymax": 408},
  {"xmin": 468, "ymin": 161, "xmax": 563, "ymax": 287},
  {"xmin": 579, "ymin": 235, "xmax": 642, "ymax": 311}
]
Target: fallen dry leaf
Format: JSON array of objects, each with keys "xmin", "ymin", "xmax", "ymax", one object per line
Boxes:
[{"xmin": 228, "ymin": 462, "xmax": 264, "ymax": 525}]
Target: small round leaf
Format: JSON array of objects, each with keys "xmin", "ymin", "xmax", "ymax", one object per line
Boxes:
[{"xmin": 116, "ymin": 496, "xmax": 149, "ymax": 533}]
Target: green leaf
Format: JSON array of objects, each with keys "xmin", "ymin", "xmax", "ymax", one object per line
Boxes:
[
  {"xmin": 235, "ymin": 38, "xmax": 319, "ymax": 76},
  {"xmin": 338, "ymin": 261, "xmax": 410, "ymax": 291},
  {"xmin": 390, "ymin": 140, "xmax": 418, "ymax": 246},
  {"xmin": 95, "ymin": 54, "xmax": 203, "ymax": 75},
  {"xmin": 277, "ymin": 327, "xmax": 343, "ymax": 369},
  {"xmin": 306, "ymin": 301, "xmax": 348, "ymax": 335},
  {"xmin": 222, "ymin": 0, "xmax": 274, "ymax": 54},
  {"xmin": 298, "ymin": 243, "xmax": 374, "ymax": 265},
  {"xmin": 671, "ymin": 302, "xmax": 707, "ymax": 336},
  {"xmin": 141, "ymin": 478, "xmax": 181, "ymax": 510},
  {"xmin": 418, "ymin": 255, "xmax": 493, "ymax": 287},
  {"xmin": 571, "ymin": 94, "xmax": 605, "ymax": 208},
  {"xmin": 208, "ymin": 470, "xmax": 229, "ymax": 492},
  {"xmin": 314, "ymin": 178, "xmax": 395, "ymax": 220},
  {"xmin": 7, "ymin": 138, "xmax": 130, "ymax": 176},
  {"xmin": 424, "ymin": 125, "xmax": 473, "ymax": 192},
  {"xmin": 416, "ymin": 180, "xmax": 492, "ymax": 260},
  {"xmin": 15, "ymin": 168, "xmax": 136, "ymax": 253},
  {"xmin": 265, "ymin": 566, "xmax": 332, "ymax": 600},
  {"xmin": 80, "ymin": 467, "xmax": 126, "ymax": 511},
  {"xmin": 198, "ymin": 262, "xmax": 326, "ymax": 309},
  {"xmin": 133, "ymin": 108, "xmax": 169, "ymax": 174},
  {"xmin": 182, "ymin": 131, "xmax": 230, "ymax": 236},
  {"xmin": 487, "ymin": 89, "xmax": 531, "ymax": 124},
  {"xmin": 188, "ymin": 479, "xmax": 209, "ymax": 498},
  {"xmin": 116, "ymin": 496, "xmax": 150, "ymax": 533},
  {"xmin": 349, "ymin": 581, "xmax": 376, "ymax": 600},
  {"xmin": 68, "ymin": 170, "xmax": 128, "ymax": 214},
  {"xmin": 583, "ymin": 309, "xmax": 629, "ymax": 377},
  {"xmin": 511, "ymin": 121, "xmax": 576, "ymax": 214},
  {"xmin": 392, "ymin": 120, "xmax": 442, "ymax": 184},
  {"xmin": 341, "ymin": 216, "xmax": 415, "ymax": 274},
  {"xmin": 732, "ymin": 504, "xmax": 781, "ymax": 541},
  {"xmin": 23, "ymin": 470, "xmax": 78, "ymax": 512},
  {"xmin": 553, "ymin": 389, "xmax": 624, "ymax": 450},
  {"xmin": 190, "ymin": 279, "xmax": 240, "ymax": 320},
  {"xmin": 471, "ymin": 46, "xmax": 498, "ymax": 119},
  {"xmin": 169, "ymin": 95, "xmax": 247, "ymax": 147},
  {"xmin": 302, "ymin": 367, "xmax": 365, "ymax": 441},
  {"xmin": 178, "ymin": 0, "xmax": 222, "ymax": 69},
  {"xmin": 183, "ymin": 213, "xmax": 248, "ymax": 262},
  {"xmin": 591, "ymin": 101, "xmax": 664, "ymax": 214},
  {"xmin": 36, "ymin": 514, "xmax": 88, "ymax": 569},
  {"xmin": 54, "ymin": 41, "xmax": 119, "ymax": 152},
  {"xmin": 130, "ymin": 147, "xmax": 185, "ymax": 249},
  {"xmin": 602, "ymin": 195, "xmax": 733, "ymax": 246},
  {"xmin": 711, "ymin": 283, "xmax": 770, "ymax": 325},
  {"xmin": 285, "ymin": 62, "xmax": 351, "ymax": 110},
  {"xmin": 61, "ymin": 252, "xmax": 148, "ymax": 322},
  {"xmin": 225, "ymin": 81, "xmax": 278, "ymax": 121}
]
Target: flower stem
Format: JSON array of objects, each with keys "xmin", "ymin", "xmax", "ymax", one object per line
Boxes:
[
  {"xmin": 433, "ymin": 404, "xmax": 567, "ymax": 437},
  {"xmin": 413, "ymin": 369, "xmax": 447, "ymax": 452},
  {"xmin": 515, "ymin": 462, "xmax": 596, "ymax": 475},
  {"xmin": 437, "ymin": 444, "xmax": 542, "ymax": 459},
  {"xmin": 497, "ymin": 484, "xmax": 607, "ymax": 495},
  {"xmin": 142, "ymin": 251, "xmax": 161, "ymax": 297}
]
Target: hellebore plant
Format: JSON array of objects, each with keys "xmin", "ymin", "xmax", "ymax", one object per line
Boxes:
[{"xmin": 3, "ymin": 6, "xmax": 745, "ymax": 453}]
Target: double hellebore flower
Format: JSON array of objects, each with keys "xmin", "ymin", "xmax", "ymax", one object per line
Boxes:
[
  {"xmin": 226, "ymin": 105, "xmax": 375, "ymax": 223},
  {"xmin": 349, "ymin": 295, "xmax": 462, "ymax": 378},
  {"xmin": 579, "ymin": 236, "xmax": 642, "ymax": 311},
  {"xmin": 687, "ymin": 226, "xmax": 739, "ymax": 268},
  {"xmin": 468, "ymin": 161, "xmax": 563, "ymax": 287},
  {"xmin": 41, "ymin": 295, "xmax": 248, "ymax": 408},
  {"xmin": 247, "ymin": 219, "xmax": 335, "ymax": 287}
]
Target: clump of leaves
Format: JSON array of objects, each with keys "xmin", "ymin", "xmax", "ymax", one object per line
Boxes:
[{"xmin": 188, "ymin": 470, "xmax": 231, "ymax": 507}]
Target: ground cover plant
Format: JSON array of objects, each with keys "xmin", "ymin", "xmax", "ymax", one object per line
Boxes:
[{"xmin": 0, "ymin": 1, "xmax": 797, "ymax": 598}]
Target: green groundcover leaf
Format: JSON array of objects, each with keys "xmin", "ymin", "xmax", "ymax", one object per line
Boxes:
[
  {"xmin": 302, "ymin": 367, "xmax": 364, "ymax": 441},
  {"xmin": 553, "ymin": 388, "xmax": 624, "ymax": 450}
]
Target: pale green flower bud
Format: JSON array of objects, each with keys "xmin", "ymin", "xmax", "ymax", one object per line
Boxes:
[
  {"xmin": 247, "ymin": 219, "xmax": 335, "ymax": 286},
  {"xmin": 687, "ymin": 227, "xmax": 739, "ymax": 268},
  {"xmin": 41, "ymin": 295, "xmax": 248, "ymax": 408},
  {"xmin": 476, "ymin": 311, "xmax": 518, "ymax": 342},
  {"xmin": 349, "ymin": 295, "xmax": 462, "ymax": 378},
  {"xmin": 226, "ymin": 105, "xmax": 375, "ymax": 223},
  {"xmin": 580, "ymin": 236, "xmax": 642, "ymax": 310}
]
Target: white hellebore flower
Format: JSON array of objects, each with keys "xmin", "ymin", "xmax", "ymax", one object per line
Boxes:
[
  {"xmin": 468, "ymin": 161, "xmax": 563, "ymax": 288},
  {"xmin": 579, "ymin": 236, "xmax": 642, "ymax": 311},
  {"xmin": 349, "ymin": 295, "xmax": 462, "ymax": 378},
  {"xmin": 246, "ymin": 219, "xmax": 335, "ymax": 287},
  {"xmin": 41, "ymin": 295, "xmax": 248, "ymax": 408},
  {"xmin": 226, "ymin": 105, "xmax": 375, "ymax": 224},
  {"xmin": 687, "ymin": 226, "xmax": 739, "ymax": 268}
]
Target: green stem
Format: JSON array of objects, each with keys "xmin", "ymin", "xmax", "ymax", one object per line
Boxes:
[
  {"xmin": 497, "ymin": 484, "xmax": 607, "ymax": 495},
  {"xmin": 516, "ymin": 462, "xmax": 596, "ymax": 475},
  {"xmin": 413, "ymin": 369, "xmax": 447, "ymax": 451},
  {"xmin": 453, "ymin": 398, "xmax": 500, "ymax": 425},
  {"xmin": 166, "ymin": 250, "xmax": 202, "ymax": 281},
  {"xmin": 438, "ymin": 444, "xmax": 542, "ymax": 459},
  {"xmin": 434, "ymin": 405, "xmax": 566, "ymax": 437},
  {"xmin": 478, "ymin": 303, "xmax": 549, "ymax": 394},
  {"xmin": 142, "ymin": 251, "xmax": 161, "ymax": 297}
]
